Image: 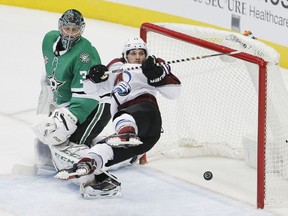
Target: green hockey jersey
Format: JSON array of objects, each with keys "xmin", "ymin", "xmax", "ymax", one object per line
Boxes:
[{"xmin": 42, "ymin": 30, "xmax": 101, "ymax": 124}]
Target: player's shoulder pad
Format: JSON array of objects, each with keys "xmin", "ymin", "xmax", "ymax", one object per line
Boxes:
[{"xmin": 107, "ymin": 58, "xmax": 125, "ymax": 68}]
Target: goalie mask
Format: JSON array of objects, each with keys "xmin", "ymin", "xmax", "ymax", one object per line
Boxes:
[
  {"xmin": 58, "ymin": 9, "xmax": 85, "ymax": 50},
  {"xmin": 122, "ymin": 37, "xmax": 148, "ymax": 62}
]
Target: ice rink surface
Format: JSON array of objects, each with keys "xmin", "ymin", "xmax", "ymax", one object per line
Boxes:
[{"xmin": 0, "ymin": 5, "xmax": 288, "ymax": 216}]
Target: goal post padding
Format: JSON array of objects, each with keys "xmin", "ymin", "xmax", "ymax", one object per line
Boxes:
[{"xmin": 139, "ymin": 22, "xmax": 288, "ymax": 209}]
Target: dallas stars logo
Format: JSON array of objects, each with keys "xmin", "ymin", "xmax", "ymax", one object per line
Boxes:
[
  {"xmin": 79, "ymin": 52, "xmax": 90, "ymax": 63},
  {"xmin": 48, "ymin": 70, "xmax": 65, "ymax": 97}
]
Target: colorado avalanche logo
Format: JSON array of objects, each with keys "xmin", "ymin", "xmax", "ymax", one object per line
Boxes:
[
  {"xmin": 114, "ymin": 70, "xmax": 132, "ymax": 85},
  {"xmin": 113, "ymin": 70, "xmax": 132, "ymax": 96},
  {"xmin": 79, "ymin": 52, "xmax": 90, "ymax": 63},
  {"xmin": 122, "ymin": 70, "xmax": 132, "ymax": 82}
]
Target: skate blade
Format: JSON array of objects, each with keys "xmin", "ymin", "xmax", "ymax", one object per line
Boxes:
[
  {"xmin": 55, "ymin": 168, "xmax": 88, "ymax": 180},
  {"xmin": 107, "ymin": 137, "xmax": 143, "ymax": 148}
]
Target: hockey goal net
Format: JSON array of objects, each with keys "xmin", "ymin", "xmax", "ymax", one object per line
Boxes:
[{"xmin": 140, "ymin": 22, "xmax": 288, "ymax": 209}]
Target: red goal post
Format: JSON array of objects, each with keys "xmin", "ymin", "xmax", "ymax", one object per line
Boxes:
[{"xmin": 139, "ymin": 22, "xmax": 288, "ymax": 209}]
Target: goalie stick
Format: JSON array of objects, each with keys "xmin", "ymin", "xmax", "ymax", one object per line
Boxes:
[
  {"xmin": 104, "ymin": 50, "xmax": 241, "ymax": 75},
  {"xmin": 12, "ymin": 163, "xmax": 39, "ymax": 176}
]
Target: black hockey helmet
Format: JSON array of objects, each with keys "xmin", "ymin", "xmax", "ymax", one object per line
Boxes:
[{"xmin": 58, "ymin": 9, "xmax": 85, "ymax": 50}]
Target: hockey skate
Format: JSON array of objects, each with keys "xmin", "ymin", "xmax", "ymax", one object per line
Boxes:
[
  {"xmin": 81, "ymin": 172, "xmax": 122, "ymax": 199},
  {"xmin": 55, "ymin": 157, "xmax": 96, "ymax": 180},
  {"xmin": 106, "ymin": 133, "xmax": 142, "ymax": 148},
  {"xmin": 106, "ymin": 125, "xmax": 142, "ymax": 148}
]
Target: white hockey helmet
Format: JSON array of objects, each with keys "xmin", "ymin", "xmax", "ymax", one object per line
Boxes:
[{"xmin": 122, "ymin": 37, "xmax": 148, "ymax": 61}]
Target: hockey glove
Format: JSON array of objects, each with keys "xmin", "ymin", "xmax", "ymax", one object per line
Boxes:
[
  {"xmin": 87, "ymin": 64, "xmax": 109, "ymax": 83},
  {"xmin": 32, "ymin": 108, "xmax": 78, "ymax": 145},
  {"xmin": 142, "ymin": 55, "xmax": 168, "ymax": 86}
]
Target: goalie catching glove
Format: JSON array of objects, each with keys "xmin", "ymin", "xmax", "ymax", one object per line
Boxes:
[
  {"xmin": 141, "ymin": 55, "xmax": 170, "ymax": 87},
  {"xmin": 86, "ymin": 64, "xmax": 109, "ymax": 83},
  {"xmin": 32, "ymin": 108, "xmax": 78, "ymax": 145}
]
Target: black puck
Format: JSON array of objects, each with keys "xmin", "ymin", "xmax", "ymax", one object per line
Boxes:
[{"xmin": 203, "ymin": 171, "xmax": 213, "ymax": 180}]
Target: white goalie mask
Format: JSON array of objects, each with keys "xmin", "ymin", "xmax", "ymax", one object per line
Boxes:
[{"xmin": 122, "ymin": 37, "xmax": 148, "ymax": 61}]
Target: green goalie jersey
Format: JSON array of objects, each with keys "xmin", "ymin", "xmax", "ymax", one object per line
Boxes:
[{"xmin": 42, "ymin": 30, "xmax": 101, "ymax": 124}]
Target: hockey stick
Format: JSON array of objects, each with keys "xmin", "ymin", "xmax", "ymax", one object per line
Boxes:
[
  {"xmin": 12, "ymin": 163, "xmax": 38, "ymax": 176},
  {"xmin": 105, "ymin": 50, "xmax": 241, "ymax": 74}
]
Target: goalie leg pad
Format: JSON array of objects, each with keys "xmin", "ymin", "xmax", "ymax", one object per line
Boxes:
[{"xmin": 50, "ymin": 141, "xmax": 90, "ymax": 171}]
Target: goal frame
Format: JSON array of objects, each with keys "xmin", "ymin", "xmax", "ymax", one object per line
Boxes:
[{"xmin": 139, "ymin": 22, "xmax": 268, "ymax": 209}]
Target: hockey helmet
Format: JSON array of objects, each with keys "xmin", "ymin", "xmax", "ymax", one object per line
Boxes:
[
  {"xmin": 122, "ymin": 37, "xmax": 148, "ymax": 61},
  {"xmin": 58, "ymin": 9, "xmax": 86, "ymax": 50}
]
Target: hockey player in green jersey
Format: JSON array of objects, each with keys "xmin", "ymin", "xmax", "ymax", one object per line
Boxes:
[{"xmin": 32, "ymin": 9, "xmax": 111, "ymax": 171}]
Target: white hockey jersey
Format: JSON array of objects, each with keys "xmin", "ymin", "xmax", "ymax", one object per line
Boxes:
[{"xmin": 84, "ymin": 58, "xmax": 181, "ymax": 116}]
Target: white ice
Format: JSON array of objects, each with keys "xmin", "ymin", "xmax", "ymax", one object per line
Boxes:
[{"xmin": 0, "ymin": 5, "xmax": 288, "ymax": 216}]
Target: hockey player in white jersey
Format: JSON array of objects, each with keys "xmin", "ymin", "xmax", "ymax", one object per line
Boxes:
[{"xmin": 55, "ymin": 37, "xmax": 181, "ymax": 198}]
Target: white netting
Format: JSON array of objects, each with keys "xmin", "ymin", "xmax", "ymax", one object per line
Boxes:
[{"xmin": 142, "ymin": 23, "xmax": 288, "ymax": 207}]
